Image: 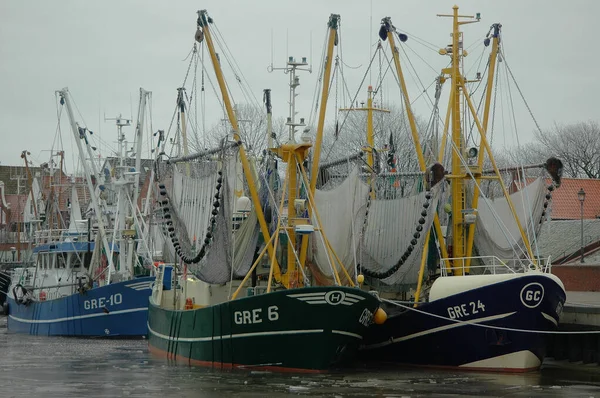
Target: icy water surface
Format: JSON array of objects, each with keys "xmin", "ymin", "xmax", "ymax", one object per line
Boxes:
[{"xmin": 1, "ymin": 316, "xmax": 599, "ymax": 397}]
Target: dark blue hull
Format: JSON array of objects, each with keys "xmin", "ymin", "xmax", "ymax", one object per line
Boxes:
[
  {"xmin": 360, "ymin": 272, "xmax": 566, "ymax": 371},
  {"xmin": 6, "ymin": 276, "xmax": 154, "ymax": 337}
]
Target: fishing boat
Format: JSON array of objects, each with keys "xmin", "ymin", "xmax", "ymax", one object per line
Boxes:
[
  {"xmin": 352, "ymin": 8, "xmax": 566, "ymax": 372},
  {"xmin": 147, "ymin": 10, "xmax": 385, "ymax": 372},
  {"xmin": 6, "ymin": 88, "xmax": 155, "ymax": 337}
]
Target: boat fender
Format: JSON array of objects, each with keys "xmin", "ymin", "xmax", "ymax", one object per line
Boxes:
[{"xmin": 2, "ymin": 301, "xmax": 8, "ymax": 315}]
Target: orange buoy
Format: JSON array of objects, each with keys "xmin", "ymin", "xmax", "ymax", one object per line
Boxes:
[
  {"xmin": 373, "ymin": 307, "xmax": 387, "ymax": 325},
  {"xmin": 39, "ymin": 291, "xmax": 47, "ymax": 302}
]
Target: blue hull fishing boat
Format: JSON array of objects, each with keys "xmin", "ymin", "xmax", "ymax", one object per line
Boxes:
[
  {"xmin": 361, "ymin": 272, "xmax": 565, "ymax": 371},
  {"xmin": 6, "ymin": 88, "xmax": 155, "ymax": 337},
  {"xmin": 341, "ymin": 8, "xmax": 567, "ymax": 371},
  {"xmin": 7, "ymin": 272, "xmax": 153, "ymax": 337}
]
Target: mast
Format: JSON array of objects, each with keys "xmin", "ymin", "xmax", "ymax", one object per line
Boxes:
[
  {"xmin": 308, "ymin": 14, "xmax": 339, "ymax": 193},
  {"xmin": 298, "ymin": 14, "xmax": 339, "ymax": 269},
  {"xmin": 196, "ymin": 10, "xmax": 279, "ymax": 271},
  {"xmin": 380, "ymin": 17, "xmax": 450, "ymax": 268},
  {"xmin": 339, "ymin": 85, "xmax": 390, "ymax": 197},
  {"xmin": 437, "ymin": 7, "xmax": 536, "ymax": 274},
  {"xmin": 264, "ymin": 89, "xmax": 273, "ymax": 149},
  {"xmin": 464, "ymin": 23, "xmax": 500, "ymax": 269},
  {"xmin": 58, "ymin": 88, "xmax": 115, "ymax": 274},
  {"xmin": 176, "ymin": 87, "xmax": 191, "ymax": 177},
  {"xmin": 21, "ymin": 151, "xmax": 38, "ymax": 221},
  {"xmin": 133, "ymin": 88, "xmax": 150, "ymax": 207}
]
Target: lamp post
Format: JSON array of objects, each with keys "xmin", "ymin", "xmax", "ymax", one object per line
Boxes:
[{"xmin": 578, "ymin": 188, "xmax": 586, "ymax": 263}]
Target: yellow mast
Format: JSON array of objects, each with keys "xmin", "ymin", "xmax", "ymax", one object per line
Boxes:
[
  {"xmin": 464, "ymin": 24, "xmax": 500, "ymax": 270},
  {"xmin": 381, "ymin": 17, "xmax": 450, "ymax": 271},
  {"xmin": 299, "ymin": 14, "xmax": 339, "ymax": 270},
  {"xmin": 437, "ymin": 7, "xmax": 536, "ymax": 274},
  {"xmin": 309, "ymin": 14, "xmax": 339, "ymax": 193},
  {"xmin": 339, "ymin": 85, "xmax": 389, "ymax": 197},
  {"xmin": 196, "ymin": 10, "xmax": 279, "ymax": 273},
  {"xmin": 177, "ymin": 87, "xmax": 191, "ymax": 177}
]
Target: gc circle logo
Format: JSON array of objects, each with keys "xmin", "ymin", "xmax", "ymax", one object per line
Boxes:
[{"xmin": 520, "ymin": 282, "xmax": 544, "ymax": 308}]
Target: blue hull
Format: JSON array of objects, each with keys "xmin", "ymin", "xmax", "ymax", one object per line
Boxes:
[
  {"xmin": 6, "ymin": 276, "xmax": 154, "ymax": 337},
  {"xmin": 360, "ymin": 273, "xmax": 566, "ymax": 371}
]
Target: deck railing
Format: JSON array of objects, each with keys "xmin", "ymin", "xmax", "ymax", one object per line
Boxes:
[{"xmin": 440, "ymin": 255, "xmax": 552, "ymax": 277}]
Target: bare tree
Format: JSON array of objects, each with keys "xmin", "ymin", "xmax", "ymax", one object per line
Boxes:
[
  {"xmin": 197, "ymin": 103, "xmax": 288, "ymax": 156},
  {"xmin": 318, "ymin": 103, "xmax": 429, "ymax": 173},
  {"xmin": 532, "ymin": 121, "xmax": 600, "ymax": 178}
]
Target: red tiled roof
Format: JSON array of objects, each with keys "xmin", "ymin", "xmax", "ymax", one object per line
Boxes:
[
  {"xmin": 550, "ymin": 178, "xmax": 600, "ymax": 220},
  {"xmin": 517, "ymin": 177, "xmax": 600, "ymax": 220},
  {"xmin": 3, "ymin": 194, "xmax": 28, "ymax": 223}
]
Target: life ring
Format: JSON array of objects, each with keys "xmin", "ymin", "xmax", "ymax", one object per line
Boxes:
[{"xmin": 12, "ymin": 284, "xmax": 31, "ymax": 305}]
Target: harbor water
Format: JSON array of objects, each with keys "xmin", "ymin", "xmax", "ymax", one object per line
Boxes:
[{"xmin": 1, "ymin": 316, "xmax": 599, "ymax": 397}]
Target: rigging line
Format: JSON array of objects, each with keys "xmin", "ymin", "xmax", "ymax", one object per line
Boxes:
[
  {"xmin": 297, "ymin": 162, "xmax": 338, "ymax": 282},
  {"xmin": 399, "ymin": 45, "xmax": 437, "ymax": 110},
  {"xmin": 372, "ymin": 44, "xmax": 394, "ymax": 95},
  {"xmin": 403, "ymin": 42, "xmax": 440, "ymax": 75},
  {"xmin": 308, "ymin": 25, "xmax": 331, "ymax": 128},
  {"xmin": 340, "ymin": 59, "xmax": 362, "ymax": 69},
  {"xmin": 212, "ymin": 24, "xmax": 262, "ymax": 112},
  {"xmin": 504, "ymin": 58, "xmax": 542, "ymax": 258},
  {"xmin": 499, "ymin": 60, "xmax": 508, "ymax": 149},
  {"xmin": 489, "ymin": 63, "xmax": 500, "ymax": 147},
  {"xmin": 464, "ymin": 34, "xmax": 487, "ymax": 52},
  {"xmin": 257, "ymin": 167, "xmax": 310, "ymax": 286},
  {"xmin": 466, "ymin": 43, "xmax": 487, "ymax": 82},
  {"xmin": 445, "ymin": 135, "xmax": 533, "ymax": 259},
  {"xmin": 162, "ymin": 106, "xmax": 180, "ymax": 157},
  {"xmin": 201, "ymin": 43, "xmax": 207, "ymax": 150},
  {"xmin": 501, "ymin": 51, "xmax": 544, "ymax": 136},
  {"xmin": 467, "ymin": 52, "xmax": 490, "ymax": 98},
  {"xmin": 466, "ymin": 62, "xmax": 490, "ymax": 147},
  {"xmin": 378, "ymin": 41, "xmax": 383, "ymax": 105},
  {"xmin": 333, "ymin": 48, "xmax": 380, "ymax": 151},
  {"xmin": 382, "ymin": 299, "xmax": 600, "ymax": 335},
  {"xmin": 397, "ymin": 30, "xmax": 442, "ymax": 53},
  {"xmin": 181, "ymin": 44, "xmax": 195, "ymax": 62},
  {"xmin": 180, "ymin": 43, "xmax": 197, "ymax": 90},
  {"xmin": 193, "ymin": 50, "xmax": 201, "ymax": 151},
  {"xmin": 337, "ymin": 50, "xmax": 357, "ymax": 112}
]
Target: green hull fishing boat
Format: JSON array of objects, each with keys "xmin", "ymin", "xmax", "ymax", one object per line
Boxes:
[
  {"xmin": 148, "ymin": 285, "xmax": 380, "ymax": 372},
  {"xmin": 147, "ymin": 10, "xmax": 385, "ymax": 373}
]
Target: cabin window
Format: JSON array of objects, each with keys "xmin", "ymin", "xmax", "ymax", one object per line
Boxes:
[
  {"xmin": 57, "ymin": 253, "xmax": 67, "ymax": 269},
  {"xmin": 70, "ymin": 253, "xmax": 82, "ymax": 269},
  {"xmin": 85, "ymin": 252, "xmax": 93, "ymax": 268},
  {"xmin": 113, "ymin": 253, "xmax": 119, "ymax": 271}
]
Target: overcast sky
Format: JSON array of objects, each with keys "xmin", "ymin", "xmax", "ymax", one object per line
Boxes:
[{"xmin": 1, "ymin": 0, "xmax": 598, "ymax": 173}]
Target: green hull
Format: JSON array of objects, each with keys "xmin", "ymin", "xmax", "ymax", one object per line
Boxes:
[{"xmin": 148, "ymin": 286, "xmax": 380, "ymax": 372}]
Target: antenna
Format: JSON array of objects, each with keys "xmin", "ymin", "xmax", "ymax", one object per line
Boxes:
[
  {"xmin": 104, "ymin": 114, "xmax": 132, "ymax": 168},
  {"xmin": 268, "ymin": 56, "xmax": 310, "ymax": 143},
  {"xmin": 270, "ymin": 28, "xmax": 274, "ymax": 70}
]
